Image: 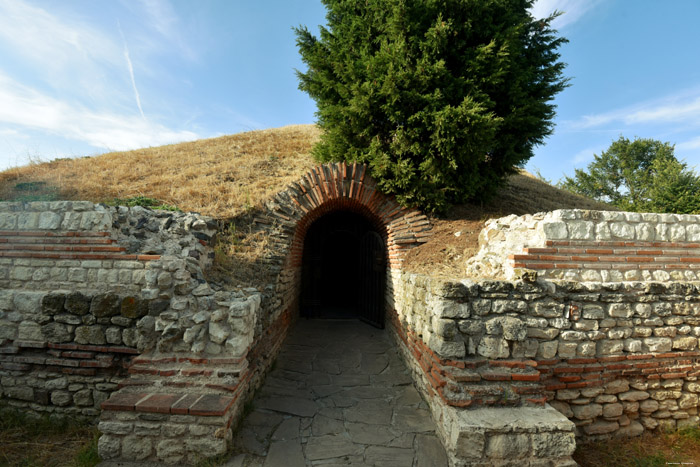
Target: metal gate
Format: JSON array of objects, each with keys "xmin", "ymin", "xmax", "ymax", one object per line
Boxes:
[{"xmin": 359, "ymin": 231, "xmax": 385, "ymax": 328}]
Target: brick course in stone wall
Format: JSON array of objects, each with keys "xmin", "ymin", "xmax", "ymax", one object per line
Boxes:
[
  {"xmin": 466, "ymin": 209, "xmax": 700, "ymax": 282},
  {"xmin": 389, "ymin": 271, "xmax": 700, "ymax": 442}
]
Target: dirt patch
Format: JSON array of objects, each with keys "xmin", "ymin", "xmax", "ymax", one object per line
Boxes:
[{"xmin": 402, "ymin": 172, "xmax": 613, "ymax": 278}]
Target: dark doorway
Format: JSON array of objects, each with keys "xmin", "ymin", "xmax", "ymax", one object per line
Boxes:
[{"xmin": 300, "ymin": 211, "xmax": 386, "ymax": 328}]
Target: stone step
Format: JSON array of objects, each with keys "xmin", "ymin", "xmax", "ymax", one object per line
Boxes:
[{"xmin": 102, "ymin": 391, "xmax": 237, "ymax": 416}]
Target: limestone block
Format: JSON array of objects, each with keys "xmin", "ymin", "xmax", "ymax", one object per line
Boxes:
[
  {"xmin": 434, "ymin": 301, "xmax": 470, "ymax": 319},
  {"xmin": 605, "ymin": 380, "xmax": 630, "ymax": 395},
  {"xmin": 0, "ymin": 213, "xmax": 17, "ymax": 229},
  {"xmin": 430, "ymin": 335, "xmax": 466, "ymax": 358},
  {"xmin": 571, "ymin": 403, "xmax": 602, "ymax": 421},
  {"xmin": 99, "ymin": 421, "xmax": 133, "ymax": 435},
  {"xmin": 542, "ymin": 221, "xmax": 568, "ymax": 240},
  {"xmin": 595, "ymin": 222, "xmax": 612, "ymax": 240},
  {"xmin": 577, "ymin": 342, "xmax": 596, "ymax": 356},
  {"xmin": 669, "ymin": 224, "xmax": 687, "ymax": 242},
  {"xmin": 18, "ymin": 321, "xmax": 43, "ymax": 340},
  {"xmin": 61, "ymin": 212, "xmax": 82, "ymax": 230},
  {"xmin": 538, "ymin": 341, "xmax": 558, "ymax": 359},
  {"xmin": 17, "ymin": 212, "xmax": 39, "ymax": 229},
  {"xmin": 602, "ymin": 403, "xmax": 624, "ymax": 418},
  {"xmin": 531, "ymin": 431, "xmax": 575, "ymax": 458},
  {"xmin": 558, "ymin": 342, "xmax": 578, "ymax": 358},
  {"xmin": 156, "ymin": 439, "xmax": 185, "ymax": 464},
  {"xmin": 679, "ymin": 393, "xmax": 699, "ymax": 409},
  {"xmin": 75, "ymin": 325, "xmax": 106, "ymax": 345},
  {"xmin": 687, "ymin": 224, "xmax": 700, "ymax": 242},
  {"xmin": 644, "ymin": 337, "xmax": 672, "ymax": 352},
  {"xmin": 98, "ymin": 434, "xmax": 122, "ymax": 460},
  {"xmin": 454, "ymin": 431, "xmax": 485, "ymax": 460},
  {"xmin": 73, "ymin": 389, "xmax": 93, "ymax": 406},
  {"xmin": 672, "ymin": 336, "xmax": 698, "ymax": 350},
  {"xmin": 639, "ymin": 399, "xmax": 659, "ymax": 413},
  {"xmin": 635, "ymin": 223, "xmax": 655, "ymax": 241},
  {"xmin": 122, "ymin": 435, "xmax": 152, "ymax": 461},
  {"xmin": 610, "ymin": 222, "xmax": 635, "ymax": 239},
  {"xmin": 38, "ymin": 211, "xmax": 62, "ymax": 230},
  {"xmin": 477, "ymin": 336, "xmax": 509, "ymax": 359},
  {"xmin": 616, "ymin": 420, "xmax": 644, "ymax": 438},
  {"xmin": 51, "ymin": 390, "xmax": 72, "ymax": 406},
  {"xmin": 599, "ymin": 340, "xmax": 624, "ymax": 355},
  {"xmin": 41, "ymin": 322, "xmax": 72, "ymax": 343},
  {"xmin": 485, "ymin": 433, "xmax": 530, "ymax": 459},
  {"xmin": 209, "ymin": 321, "xmax": 230, "ymax": 344},
  {"xmin": 568, "ymin": 221, "xmax": 594, "ymax": 240},
  {"xmin": 619, "ymin": 391, "xmax": 649, "ymax": 402},
  {"xmin": 583, "ymin": 420, "xmax": 619, "ymax": 435},
  {"xmin": 90, "ymin": 293, "xmax": 120, "ymax": 318},
  {"xmin": 608, "ymin": 303, "xmax": 633, "ymax": 318}
]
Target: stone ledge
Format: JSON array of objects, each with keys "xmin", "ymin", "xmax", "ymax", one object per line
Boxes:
[{"xmin": 101, "ymin": 392, "xmax": 236, "ymax": 417}]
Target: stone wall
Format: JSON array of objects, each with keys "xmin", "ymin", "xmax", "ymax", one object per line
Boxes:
[
  {"xmin": 466, "ymin": 209, "xmax": 700, "ymax": 282},
  {"xmin": 388, "ymin": 270, "xmax": 700, "ymax": 454}
]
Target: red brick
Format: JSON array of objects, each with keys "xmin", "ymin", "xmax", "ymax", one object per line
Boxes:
[
  {"xmin": 189, "ymin": 394, "xmax": 235, "ymax": 416},
  {"xmin": 481, "ymin": 373, "xmax": 511, "ymax": 381},
  {"xmin": 512, "ymin": 373, "xmax": 540, "ymax": 382},
  {"xmin": 136, "ymin": 394, "xmax": 180, "ymax": 414},
  {"xmin": 567, "ymin": 358, "xmax": 598, "ymax": 364},
  {"xmin": 598, "ymin": 356, "xmax": 627, "ymax": 363},
  {"xmin": 558, "ymin": 376, "xmax": 581, "ymax": 383},
  {"xmin": 171, "ymin": 394, "xmax": 203, "ymax": 415},
  {"xmin": 101, "ymin": 392, "xmax": 149, "ymax": 411}
]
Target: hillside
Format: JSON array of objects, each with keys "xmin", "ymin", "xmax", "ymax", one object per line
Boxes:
[{"xmin": 0, "ymin": 124, "xmax": 610, "ymax": 281}]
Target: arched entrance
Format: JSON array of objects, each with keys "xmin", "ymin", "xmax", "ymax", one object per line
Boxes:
[{"xmin": 300, "ymin": 210, "xmax": 386, "ymax": 328}]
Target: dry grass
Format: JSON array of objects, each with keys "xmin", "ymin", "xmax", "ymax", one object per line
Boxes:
[
  {"xmin": 574, "ymin": 427, "xmax": 700, "ymax": 466},
  {"xmin": 0, "ymin": 125, "xmax": 320, "ymax": 218},
  {"xmin": 0, "ymin": 124, "xmax": 611, "ymax": 282},
  {"xmin": 401, "ymin": 171, "xmax": 613, "ymax": 278},
  {"xmin": 0, "ymin": 409, "xmax": 99, "ymax": 467}
]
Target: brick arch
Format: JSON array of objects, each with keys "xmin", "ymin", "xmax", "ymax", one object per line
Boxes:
[{"xmin": 260, "ymin": 162, "xmax": 431, "ymax": 270}]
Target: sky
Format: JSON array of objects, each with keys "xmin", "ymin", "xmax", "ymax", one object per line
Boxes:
[{"xmin": 1, "ymin": 0, "xmax": 700, "ymax": 184}]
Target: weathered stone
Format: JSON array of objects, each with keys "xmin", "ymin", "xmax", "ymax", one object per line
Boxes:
[
  {"xmin": 531, "ymin": 431, "xmax": 576, "ymax": 458},
  {"xmin": 41, "ymin": 293, "xmax": 65, "ymax": 315},
  {"xmin": 572, "ymin": 403, "xmax": 602, "ymax": 420},
  {"xmin": 122, "ymin": 435, "xmax": 152, "ymax": 460},
  {"xmin": 120, "ymin": 296, "xmax": 148, "ymax": 319},
  {"xmin": 99, "ymin": 421, "xmax": 133, "ymax": 435},
  {"xmin": 98, "ymin": 434, "xmax": 121, "ymax": 460},
  {"xmin": 583, "ymin": 420, "xmax": 619, "ymax": 435},
  {"xmin": 65, "ymin": 292, "xmax": 91, "ymax": 316},
  {"xmin": 602, "ymin": 403, "xmax": 624, "ymax": 418},
  {"xmin": 90, "ymin": 293, "xmax": 120, "ymax": 318},
  {"xmin": 74, "ymin": 325, "xmax": 106, "ymax": 345},
  {"xmin": 477, "ymin": 336, "xmax": 509, "ymax": 359},
  {"xmin": 619, "ymin": 391, "xmax": 649, "ymax": 402},
  {"xmin": 485, "ymin": 433, "xmax": 530, "ymax": 459},
  {"xmin": 156, "ymin": 439, "xmax": 185, "ymax": 464},
  {"xmin": 51, "ymin": 390, "xmax": 72, "ymax": 406}
]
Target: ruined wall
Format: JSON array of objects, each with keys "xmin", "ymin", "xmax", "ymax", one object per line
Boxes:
[
  {"xmin": 0, "ymin": 201, "xmax": 261, "ymax": 423},
  {"xmin": 467, "ymin": 209, "xmax": 700, "ymax": 282},
  {"xmin": 388, "ymin": 271, "xmax": 700, "ymax": 446}
]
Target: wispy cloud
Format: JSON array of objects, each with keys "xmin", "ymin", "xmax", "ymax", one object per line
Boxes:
[
  {"xmin": 118, "ymin": 20, "xmax": 145, "ymax": 119},
  {"xmin": 677, "ymin": 136, "xmax": 700, "ymax": 152},
  {"xmin": 0, "ymin": 73, "xmax": 197, "ymax": 152},
  {"xmin": 530, "ymin": 0, "xmax": 601, "ymax": 29},
  {"xmin": 571, "ymin": 146, "xmax": 605, "ymax": 165},
  {"xmin": 570, "ymin": 90, "xmax": 700, "ymax": 130}
]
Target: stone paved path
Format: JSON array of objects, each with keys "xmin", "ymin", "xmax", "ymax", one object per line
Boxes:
[{"xmin": 224, "ymin": 319, "xmax": 448, "ymax": 467}]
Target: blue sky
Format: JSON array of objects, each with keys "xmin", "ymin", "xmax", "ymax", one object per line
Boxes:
[{"xmin": 1, "ymin": 0, "xmax": 700, "ymax": 185}]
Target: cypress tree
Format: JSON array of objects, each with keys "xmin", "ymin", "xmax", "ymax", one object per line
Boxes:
[{"xmin": 296, "ymin": 0, "xmax": 568, "ymax": 213}]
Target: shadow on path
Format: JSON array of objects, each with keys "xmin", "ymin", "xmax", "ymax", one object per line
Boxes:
[{"xmin": 225, "ymin": 319, "xmax": 448, "ymax": 467}]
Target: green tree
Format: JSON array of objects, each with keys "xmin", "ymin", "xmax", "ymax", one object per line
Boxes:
[
  {"xmin": 561, "ymin": 136, "xmax": 700, "ymax": 214},
  {"xmin": 295, "ymin": 0, "xmax": 568, "ymax": 213}
]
